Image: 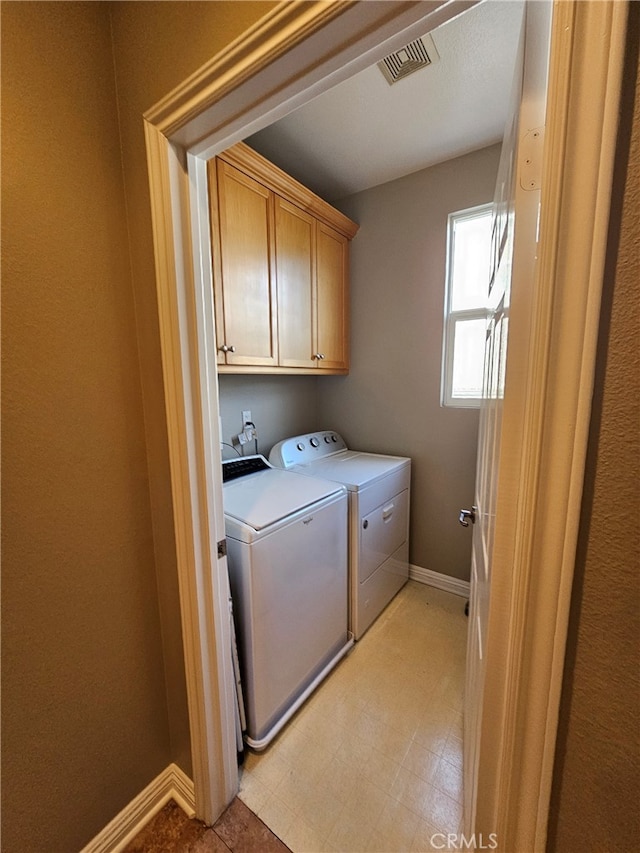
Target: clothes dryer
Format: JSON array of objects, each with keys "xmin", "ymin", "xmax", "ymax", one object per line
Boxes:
[{"xmin": 269, "ymin": 432, "xmax": 411, "ymax": 639}]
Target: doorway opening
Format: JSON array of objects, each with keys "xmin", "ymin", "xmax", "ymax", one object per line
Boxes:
[
  {"xmin": 143, "ymin": 0, "xmax": 628, "ymax": 848},
  {"xmin": 211, "ymin": 5, "xmax": 522, "ymax": 845}
]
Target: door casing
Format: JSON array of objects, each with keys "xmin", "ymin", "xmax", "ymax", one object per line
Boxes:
[{"xmin": 142, "ymin": 1, "xmax": 629, "ymax": 848}]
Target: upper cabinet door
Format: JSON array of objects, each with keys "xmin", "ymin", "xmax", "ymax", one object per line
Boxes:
[
  {"xmin": 275, "ymin": 198, "xmax": 316, "ymax": 369},
  {"xmin": 316, "ymin": 223, "xmax": 349, "ymax": 371},
  {"xmin": 215, "ymin": 161, "xmax": 278, "ymax": 366}
]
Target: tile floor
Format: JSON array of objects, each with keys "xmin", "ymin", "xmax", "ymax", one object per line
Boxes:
[
  {"xmin": 125, "ymin": 797, "xmax": 290, "ymax": 852},
  {"xmin": 238, "ymin": 581, "xmax": 468, "ymax": 852}
]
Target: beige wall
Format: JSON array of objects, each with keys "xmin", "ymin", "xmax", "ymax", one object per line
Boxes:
[
  {"xmin": 1, "ymin": 2, "xmax": 276, "ymax": 850},
  {"xmin": 1, "ymin": 4, "xmax": 170, "ymax": 850},
  {"xmin": 321, "ymin": 145, "xmax": 501, "ymax": 581},
  {"xmin": 547, "ymin": 11, "xmax": 640, "ymax": 850}
]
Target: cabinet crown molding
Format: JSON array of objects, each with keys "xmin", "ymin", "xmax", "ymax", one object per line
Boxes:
[{"xmin": 217, "ymin": 142, "xmax": 359, "ymax": 240}]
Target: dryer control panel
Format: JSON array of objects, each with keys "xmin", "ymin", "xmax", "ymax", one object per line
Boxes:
[{"xmin": 270, "ymin": 431, "xmax": 347, "ymax": 468}]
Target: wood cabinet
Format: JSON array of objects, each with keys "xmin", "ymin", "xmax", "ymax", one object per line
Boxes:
[
  {"xmin": 275, "ymin": 197, "xmax": 315, "ymax": 368},
  {"xmin": 208, "ymin": 143, "xmax": 358, "ymax": 375},
  {"xmin": 213, "ymin": 161, "xmax": 277, "ymax": 367},
  {"xmin": 316, "ymin": 222, "xmax": 349, "ymax": 371}
]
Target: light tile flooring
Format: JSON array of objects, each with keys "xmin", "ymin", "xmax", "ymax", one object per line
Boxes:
[{"xmin": 238, "ymin": 581, "xmax": 468, "ymax": 852}]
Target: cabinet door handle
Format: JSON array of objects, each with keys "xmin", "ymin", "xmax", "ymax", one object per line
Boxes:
[
  {"xmin": 219, "ymin": 344, "xmax": 236, "ymax": 354},
  {"xmin": 314, "ymin": 353, "xmax": 326, "ymax": 360}
]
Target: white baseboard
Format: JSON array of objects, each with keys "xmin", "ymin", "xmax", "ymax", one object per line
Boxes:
[
  {"xmin": 81, "ymin": 763, "xmax": 196, "ymax": 853},
  {"xmin": 409, "ymin": 564, "xmax": 470, "ymax": 598}
]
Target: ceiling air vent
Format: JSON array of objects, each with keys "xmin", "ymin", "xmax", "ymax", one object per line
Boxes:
[{"xmin": 378, "ymin": 34, "xmax": 440, "ymax": 85}]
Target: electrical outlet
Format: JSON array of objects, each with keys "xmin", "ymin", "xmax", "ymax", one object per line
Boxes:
[{"xmin": 242, "ymin": 410, "xmax": 252, "ymax": 427}]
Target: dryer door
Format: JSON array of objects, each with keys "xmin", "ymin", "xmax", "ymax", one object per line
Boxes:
[{"xmin": 359, "ymin": 488, "xmax": 409, "ymax": 583}]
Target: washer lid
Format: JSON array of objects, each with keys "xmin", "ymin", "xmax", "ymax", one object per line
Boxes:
[
  {"xmin": 223, "ymin": 467, "xmax": 344, "ymax": 531},
  {"xmin": 291, "ymin": 451, "xmax": 411, "ymax": 490}
]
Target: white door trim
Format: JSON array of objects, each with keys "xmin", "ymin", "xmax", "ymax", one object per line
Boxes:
[
  {"xmin": 140, "ymin": 0, "xmax": 629, "ymax": 840},
  {"xmin": 144, "ymin": 121, "xmax": 236, "ymax": 825}
]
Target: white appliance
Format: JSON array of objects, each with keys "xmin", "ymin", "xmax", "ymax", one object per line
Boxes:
[
  {"xmin": 222, "ymin": 455, "xmax": 352, "ymax": 750},
  {"xmin": 269, "ymin": 432, "xmax": 411, "ymax": 639}
]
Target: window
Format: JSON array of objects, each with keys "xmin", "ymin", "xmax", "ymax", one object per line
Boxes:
[{"xmin": 441, "ymin": 204, "xmax": 492, "ymax": 407}]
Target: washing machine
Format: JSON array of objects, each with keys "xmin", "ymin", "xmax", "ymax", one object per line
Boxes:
[
  {"xmin": 269, "ymin": 432, "xmax": 411, "ymax": 639},
  {"xmin": 222, "ymin": 454, "xmax": 352, "ymax": 750}
]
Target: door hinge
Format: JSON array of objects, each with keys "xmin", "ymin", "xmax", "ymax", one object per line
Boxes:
[
  {"xmin": 520, "ymin": 126, "xmax": 545, "ymax": 191},
  {"xmin": 217, "ymin": 539, "xmax": 227, "ymax": 558}
]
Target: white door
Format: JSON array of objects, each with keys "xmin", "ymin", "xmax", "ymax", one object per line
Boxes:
[{"xmin": 463, "ymin": 0, "xmax": 552, "ymax": 833}]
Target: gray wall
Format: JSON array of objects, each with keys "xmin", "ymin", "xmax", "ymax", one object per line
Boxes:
[
  {"xmin": 218, "ymin": 375, "xmax": 319, "ymax": 458},
  {"xmin": 320, "ymin": 144, "xmax": 501, "ymax": 581}
]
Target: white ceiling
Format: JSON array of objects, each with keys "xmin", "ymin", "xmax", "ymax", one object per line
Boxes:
[{"xmin": 246, "ymin": 0, "xmax": 524, "ymax": 202}]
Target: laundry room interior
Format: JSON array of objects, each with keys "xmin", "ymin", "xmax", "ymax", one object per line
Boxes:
[
  {"xmin": 217, "ymin": 0, "xmax": 520, "ymax": 587},
  {"xmin": 213, "ymin": 2, "xmax": 521, "ymax": 850},
  {"xmin": 217, "ymin": 129, "xmax": 498, "ymax": 585}
]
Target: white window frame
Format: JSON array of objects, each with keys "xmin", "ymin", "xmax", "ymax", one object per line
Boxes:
[{"xmin": 441, "ymin": 203, "xmax": 492, "ymax": 408}]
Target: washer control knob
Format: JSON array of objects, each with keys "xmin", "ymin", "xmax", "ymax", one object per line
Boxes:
[
  {"xmin": 324, "ymin": 436, "xmax": 331, "ymax": 443},
  {"xmin": 310, "ymin": 437, "xmax": 320, "ymax": 448},
  {"xmin": 331, "ymin": 435, "xmax": 338, "ymax": 442},
  {"xmin": 296, "ymin": 442, "xmax": 305, "ymax": 451}
]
